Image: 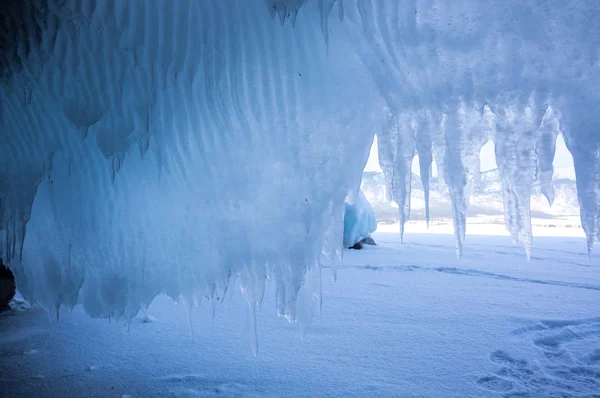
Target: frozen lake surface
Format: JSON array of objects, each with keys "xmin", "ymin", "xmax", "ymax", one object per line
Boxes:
[{"xmin": 1, "ymin": 231, "xmax": 599, "ymax": 397}]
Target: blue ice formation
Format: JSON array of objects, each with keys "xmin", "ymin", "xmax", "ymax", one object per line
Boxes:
[
  {"xmin": 343, "ymin": 191, "xmax": 377, "ymax": 248},
  {"xmin": 1, "ymin": 1, "xmax": 599, "ymax": 331}
]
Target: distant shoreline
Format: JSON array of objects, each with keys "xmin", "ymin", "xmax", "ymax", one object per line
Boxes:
[{"xmin": 377, "ymin": 216, "xmax": 585, "ymax": 238}]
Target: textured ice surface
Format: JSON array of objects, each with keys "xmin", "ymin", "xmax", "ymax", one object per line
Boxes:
[
  {"xmin": 1, "ymin": 1, "xmax": 599, "ymax": 323},
  {"xmin": 343, "ymin": 190, "xmax": 377, "ymax": 247},
  {"xmin": 0, "ymin": 1, "xmax": 381, "ymax": 323}
]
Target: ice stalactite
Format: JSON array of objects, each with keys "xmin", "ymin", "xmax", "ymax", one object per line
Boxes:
[
  {"xmin": 492, "ymin": 98, "xmax": 549, "ymax": 260},
  {"xmin": 376, "ymin": 130, "xmax": 395, "ymax": 204},
  {"xmin": 560, "ymin": 101, "xmax": 600, "ymax": 255},
  {"xmin": 320, "ymin": 200, "xmax": 346, "ymax": 282},
  {"xmin": 266, "ymin": 0, "xmax": 306, "ymax": 26},
  {"xmin": 317, "ymin": 0, "xmax": 339, "ymax": 45},
  {"xmin": 378, "ymin": 114, "xmax": 415, "ymax": 242},
  {"xmin": 433, "ymin": 104, "xmax": 491, "ymax": 257},
  {"xmin": 535, "ymin": 107, "xmax": 560, "ymax": 208},
  {"xmin": 412, "ymin": 112, "xmax": 435, "ymax": 226}
]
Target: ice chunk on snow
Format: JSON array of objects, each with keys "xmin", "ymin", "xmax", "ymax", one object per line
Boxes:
[{"xmin": 343, "ymin": 190, "xmax": 377, "ymax": 248}]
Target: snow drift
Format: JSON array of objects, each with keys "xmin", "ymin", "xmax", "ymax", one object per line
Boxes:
[{"xmin": 1, "ymin": 0, "xmax": 599, "ymax": 328}]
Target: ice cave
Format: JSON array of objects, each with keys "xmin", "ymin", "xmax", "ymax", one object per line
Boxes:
[{"xmin": 1, "ymin": 1, "xmax": 599, "ymax": 396}]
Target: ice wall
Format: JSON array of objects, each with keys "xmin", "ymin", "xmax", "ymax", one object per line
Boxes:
[
  {"xmin": 1, "ymin": 0, "xmax": 599, "ymax": 330},
  {"xmin": 0, "ymin": 1, "xmax": 383, "ymax": 332}
]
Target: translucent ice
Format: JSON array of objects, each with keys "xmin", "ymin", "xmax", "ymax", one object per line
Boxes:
[{"xmin": 343, "ymin": 190, "xmax": 377, "ymax": 248}]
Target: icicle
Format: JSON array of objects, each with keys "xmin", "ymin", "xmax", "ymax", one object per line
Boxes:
[
  {"xmin": 377, "ymin": 128, "xmax": 395, "ymax": 203},
  {"xmin": 413, "ymin": 113, "xmax": 434, "ymax": 226},
  {"xmin": 279, "ymin": 7, "xmax": 288, "ymax": 25},
  {"xmin": 493, "ymin": 98, "xmax": 544, "ymax": 260},
  {"xmin": 249, "ymin": 301, "xmax": 258, "ymax": 356},
  {"xmin": 471, "ymin": 156, "xmax": 482, "ymax": 196},
  {"xmin": 535, "ymin": 106, "xmax": 559, "ymax": 207},
  {"xmin": 318, "ymin": 0, "xmax": 337, "ymax": 46},
  {"xmin": 290, "ymin": 8, "xmax": 300, "ymax": 27},
  {"xmin": 47, "ymin": 304, "xmax": 60, "ymax": 323},
  {"xmin": 192, "ymin": 294, "xmax": 202, "ymax": 308},
  {"xmin": 48, "ymin": 309, "xmax": 56, "ymax": 324},
  {"xmin": 321, "ymin": 200, "xmax": 343, "ymax": 283},
  {"xmin": 296, "ymin": 260, "xmax": 321, "ymax": 338},
  {"xmin": 560, "ymin": 100, "xmax": 600, "ymax": 253},
  {"xmin": 265, "ymin": 0, "xmax": 305, "ymax": 26},
  {"xmin": 211, "ymin": 301, "xmax": 216, "ymax": 325},
  {"xmin": 239, "ymin": 268, "xmax": 261, "ymax": 354},
  {"xmin": 180, "ymin": 296, "xmax": 195, "ymax": 339},
  {"xmin": 379, "ymin": 114, "xmax": 415, "ymax": 243},
  {"xmin": 433, "ymin": 104, "xmax": 491, "ymax": 257},
  {"xmin": 588, "ymin": 234, "xmax": 594, "ymax": 260},
  {"xmin": 220, "ymin": 273, "xmax": 232, "ymax": 304},
  {"xmin": 315, "ymin": 264, "xmax": 323, "ymax": 317},
  {"xmin": 110, "ymin": 153, "xmax": 126, "ymax": 184},
  {"xmin": 438, "ymin": 112, "xmax": 467, "ymax": 258},
  {"xmin": 240, "ymin": 268, "xmax": 259, "ymax": 354}
]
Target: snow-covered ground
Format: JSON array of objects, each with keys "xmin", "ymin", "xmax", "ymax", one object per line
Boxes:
[
  {"xmin": 381, "ymin": 217, "xmax": 585, "ymax": 238},
  {"xmin": 2, "ymin": 229, "xmax": 599, "ymax": 397}
]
